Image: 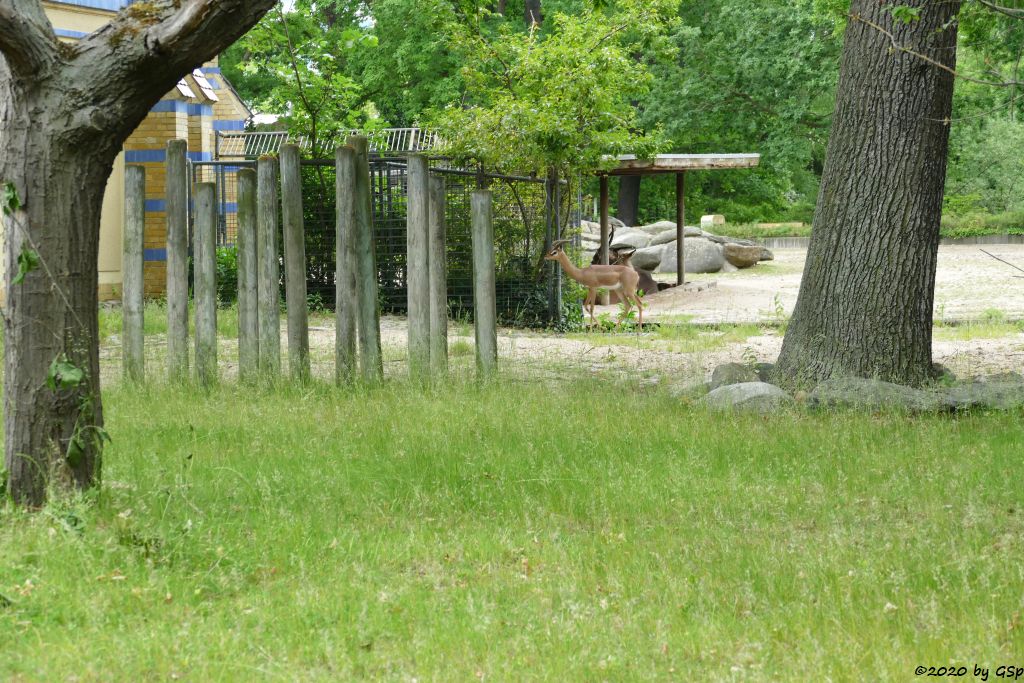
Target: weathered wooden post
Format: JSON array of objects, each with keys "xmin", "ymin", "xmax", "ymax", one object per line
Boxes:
[
  {"xmin": 348, "ymin": 135, "xmax": 383, "ymax": 383},
  {"xmin": 257, "ymin": 156, "xmax": 281, "ymax": 377},
  {"xmin": 406, "ymin": 154, "xmax": 431, "ymax": 383},
  {"xmin": 166, "ymin": 139, "xmax": 189, "ymax": 380},
  {"xmin": 122, "ymin": 164, "xmax": 145, "ymax": 382},
  {"xmin": 280, "ymin": 144, "xmax": 310, "ymax": 382},
  {"xmin": 335, "ymin": 145, "xmax": 358, "ymax": 384},
  {"xmin": 194, "ymin": 183, "xmax": 218, "ymax": 386},
  {"xmin": 472, "ymin": 190, "xmax": 497, "ymax": 376},
  {"xmin": 428, "ymin": 175, "xmax": 448, "ymax": 376},
  {"xmin": 237, "ymin": 168, "xmax": 259, "ymax": 382},
  {"xmin": 676, "ymin": 172, "xmax": 686, "ymax": 286}
]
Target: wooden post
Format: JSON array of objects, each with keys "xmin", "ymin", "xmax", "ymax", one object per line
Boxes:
[
  {"xmin": 406, "ymin": 154, "xmax": 431, "ymax": 383},
  {"xmin": 428, "ymin": 175, "xmax": 448, "ymax": 376},
  {"xmin": 335, "ymin": 145, "xmax": 358, "ymax": 384},
  {"xmin": 237, "ymin": 168, "xmax": 259, "ymax": 382},
  {"xmin": 676, "ymin": 171, "xmax": 686, "ymax": 286},
  {"xmin": 122, "ymin": 165, "xmax": 145, "ymax": 382},
  {"xmin": 347, "ymin": 135, "xmax": 383, "ymax": 383},
  {"xmin": 599, "ymin": 174, "xmax": 610, "ymax": 306},
  {"xmin": 280, "ymin": 144, "xmax": 310, "ymax": 382},
  {"xmin": 257, "ymin": 156, "xmax": 281, "ymax": 377},
  {"xmin": 193, "ymin": 183, "xmax": 218, "ymax": 386},
  {"xmin": 472, "ymin": 190, "xmax": 497, "ymax": 376},
  {"xmin": 166, "ymin": 139, "xmax": 189, "ymax": 381}
]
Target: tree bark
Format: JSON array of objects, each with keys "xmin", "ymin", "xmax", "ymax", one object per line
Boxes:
[
  {"xmin": 0, "ymin": 0, "xmax": 275, "ymax": 506},
  {"xmin": 617, "ymin": 176, "xmax": 640, "ymax": 227},
  {"xmin": 524, "ymin": 0, "xmax": 543, "ymax": 27},
  {"xmin": 774, "ymin": 0, "xmax": 961, "ymax": 387}
]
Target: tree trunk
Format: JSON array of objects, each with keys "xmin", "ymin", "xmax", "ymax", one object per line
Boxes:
[
  {"xmin": 1, "ymin": 77, "xmax": 117, "ymax": 506},
  {"xmin": 524, "ymin": 0, "xmax": 543, "ymax": 27},
  {"xmin": 773, "ymin": 0, "xmax": 961, "ymax": 387},
  {"xmin": 617, "ymin": 176, "xmax": 640, "ymax": 227}
]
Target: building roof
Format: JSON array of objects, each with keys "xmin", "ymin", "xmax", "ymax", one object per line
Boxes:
[{"xmin": 606, "ymin": 154, "xmax": 761, "ymax": 176}]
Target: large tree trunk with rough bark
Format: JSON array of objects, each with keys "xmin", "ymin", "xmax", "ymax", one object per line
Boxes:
[
  {"xmin": 617, "ymin": 176, "xmax": 640, "ymax": 227},
  {"xmin": 0, "ymin": 0, "xmax": 275, "ymax": 506},
  {"xmin": 774, "ymin": 0, "xmax": 961, "ymax": 387}
]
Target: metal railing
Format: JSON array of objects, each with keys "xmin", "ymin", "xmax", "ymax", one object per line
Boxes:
[{"xmin": 215, "ymin": 128, "xmax": 440, "ymax": 159}]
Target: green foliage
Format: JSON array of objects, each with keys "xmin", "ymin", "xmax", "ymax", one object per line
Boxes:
[
  {"xmin": 46, "ymin": 355, "xmax": 84, "ymax": 392},
  {"xmin": 227, "ymin": 1, "xmax": 378, "ymax": 151},
  {"xmin": 887, "ymin": 4, "xmax": 922, "ymax": 25},
  {"xmin": 2, "ymin": 182, "xmax": 21, "ymax": 215},
  {"xmin": 12, "ymin": 244, "xmax": 39, "ymax": 286},
  {"xmin": 430, "ymin": 0, "xmax": 678, "ymax": 178},
  {"xmin": 215, "ymin": 246, "xmax": 239, "ymax": 305}
]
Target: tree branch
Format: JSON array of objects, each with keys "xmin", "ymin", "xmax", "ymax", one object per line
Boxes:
[
  {"xmin": 64, "ymin": 0, "xmax": 276, "ymax": 141},
  {"xmin": 975, "ymin": 0, "xmax": 1024, "ymax": 20},
  {"xmin": 0, "ymin": 0, "xmax": 58, "ymax": 77}
]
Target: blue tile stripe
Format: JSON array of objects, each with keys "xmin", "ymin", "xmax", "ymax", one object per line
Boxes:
[
  {"xmin": 144, "ymin": 200, "xmax": 166, "ymax": 213},
  {"xmin": 213, "ymin": 120, "xmax": 246, "ymax": 132},
  {"xmin": 150, "ymin": 101, "xmax": 188, "ymax": 114},
  {"xmin": 49, "ymin": 0, "xmax": 131, "ymax": 10},
  {"xmin": 55, "ymin": 28, "xmax": 89, "ymax": 39},
  {"xmin": 188, "ymin": 152, "xmax": 212, "ymax": 162},
  {"xmin": 187, "ymin": 104, "xmax": 214, "ymax": 117},
  {"xmin": 221, "ymin": 203, "xmax": 238, "ymax": 214},
  {"xmin": 144, "ymin": 249, "xmax": 167, "ymax": 263},
  {"xmin": 202, "ymin": 67, "xmax": 222, "ymax": 75},
  {"xmin": 126, "ymin": 150, "xmax": 165, "ymax": 163},
  {"xmin": 207, "ymin": 77, "xmax": 223, "ymax": 90}
]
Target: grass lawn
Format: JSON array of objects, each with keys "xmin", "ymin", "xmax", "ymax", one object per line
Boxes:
[{"xmin": 2, "ymin": 375, "xmax": 1023, "ymax": 681}]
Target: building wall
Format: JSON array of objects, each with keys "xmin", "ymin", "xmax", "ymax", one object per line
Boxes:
[{"xmin": 31, "ymin": 3, "xmax": 253, "ymax": 300}]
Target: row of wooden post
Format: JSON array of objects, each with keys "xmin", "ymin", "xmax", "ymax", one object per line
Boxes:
[{"xmin": 121, "ymin": 139, "xmax": 497, "ymax": 384}]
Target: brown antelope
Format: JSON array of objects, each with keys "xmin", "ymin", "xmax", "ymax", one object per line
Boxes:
[
  {"xmin": 605, "ymin": 249, "xmax": 661, "ymax": 302},
  {"xmin": 545, "ymin": 240, "xmax": 644, "ymax": 330}
]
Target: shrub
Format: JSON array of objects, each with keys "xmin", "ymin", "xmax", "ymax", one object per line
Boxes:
[{"xmin": 215, "ymin": 246, "xmax": 239, "ymax": 305}]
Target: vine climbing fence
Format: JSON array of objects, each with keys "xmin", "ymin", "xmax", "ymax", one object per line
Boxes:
[{"xmin": 191, "ymin": 133, "xmax": 578, "ymax": 326}]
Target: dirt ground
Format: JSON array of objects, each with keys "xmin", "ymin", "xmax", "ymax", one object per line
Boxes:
[
  {"xmin": 105, "ymin": 245, "xmax": 1024, "ymax": 387},
  {"xmin": 633, "ymin": 244, "xmax": 1024, "ymax": 324}
]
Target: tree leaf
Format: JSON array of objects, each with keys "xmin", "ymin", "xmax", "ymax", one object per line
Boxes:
[
  {"xmin": 2, "ymin": 182, "xmax": 21, "ymax": 215},
  {"xmin": 12, "ymin": 244, "xmax": 40, "ymax": 285},
  {"xmin": 47, "ymin": 356, "xmax": 85, "ymax": 392}
]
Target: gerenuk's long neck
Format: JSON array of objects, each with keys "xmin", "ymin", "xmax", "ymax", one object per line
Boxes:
[{"xmin": 553, "ymin": 250, "xmax": 586, "ymax": 284}]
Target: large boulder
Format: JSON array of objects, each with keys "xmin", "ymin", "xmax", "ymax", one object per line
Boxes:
[
  {"xmin": 758, "ymin": 247, "xmax": 775, "ymax": 262},
  {"xmin": 650, "ymin": 229, "xmax": 678, "ymax": 247},
  {"xmin": 701, "ymin": 382, "xmax": 796, "ymax": 413},
  {"xmin": 710, "ymin": 362, "xmax": 759, "ymax": 390},
  {"xmin": 610, "ymin": 229, "xmax": 651, "ymax": 250},
  {"xmin": 657, "ymin": 238, "xmax": 725, "ymax": 274},
  {"xmin": 945, "ymin": 375, "xmax": 1024, "ymax": 411},
  {"xmin": 609, "ymin": 217, "xmax": 626, "ymax": 230},
  {"xmin": 636, "ymin": 220, "xmax": 677, "ymax": 235},
  {"xmin": 723, "ymin": 244, "xmax": 764, "ymax": 269},
  {"xmin": 808, "ymin": 377, "xmax": 948, "ymax": 413},
  {"xmin": 630, "ymin": 245, "xmax": 664, "ymax": 271}
]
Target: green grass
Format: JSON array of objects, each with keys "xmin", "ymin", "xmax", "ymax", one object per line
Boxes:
[
  {"xmin": 2, "ymin": 378, "xmax": 1023, "ymax": 680},
  {"xmin": 569, "ymin": 322, "xmax": 767, "ymax": 353}
]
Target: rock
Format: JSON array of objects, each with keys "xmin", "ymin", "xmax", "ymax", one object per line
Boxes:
[
  {"xmin": 610, "ymin": 230, "xmax": 651, "ymax": 250},
  {"xmin": 636, "ymin": 220, "xmax": 677, "ymax": 235},
  {"xmin": 758, "ymin": 247, "xmax": 775, "ymax": 262},
  {"xmin": 630, "ymin": 245, "xmax": 664, "ymax": 271},
  {"xmin": 609, "ymin": 217, "xmax": 626, "ymax": 230},
  {"xmin": 701, "ymin": 214, "xmax": 726, "ymax": 229},
  {"xmin": 657, "ymin": 237, "xmax": 725, "ymax": 274},
  {"xmin": 808, "ymin": 377, "xmax": 949, "ymax": 413},
  {"xmin": 723, "ymin": 244, "xmax": 764, "ymax": 269},
  {"xmin": 650, "ymin": 229, "xmax": 678, "ymax": 247},
  {"xmin": 726, "ymin": 237, "xmax": 756, "ymax": 247},
  {"xmin": 701, "ymin": 231, "xmax": 728, "ymax": 244},
  {"xmin": 710, "ymin": 362, "xmax": 759, "ymax": 390},
  {"xmin": 937, "ymin": 378, "xmax": 1024, "ymax": 411},
  {"xmin": 721, "ymin": 261, "xmax": 739, "ymax": 273},
  {"xmin": 701, "ymin": 382, "xmax": 796, "ymax": 413},
  {"xmin": 581, "ymin": 220, "xmax": 600, "ymax": 234},
  {"xmin": 668, "ymin": 381, "xmax": 711, "ymax": 400},
  {"xmin": 754, "ymin": 362, "xmax": 776, "ymax": 383}
]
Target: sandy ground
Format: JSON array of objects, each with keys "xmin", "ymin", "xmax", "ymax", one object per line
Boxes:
[
  {"xmin": 101, "ymin": 245, "xmax": 1024, "ymax": 387},
  {"xmin": 622, "ymin": 244, "xmax": 1024, "ymax": 324}
]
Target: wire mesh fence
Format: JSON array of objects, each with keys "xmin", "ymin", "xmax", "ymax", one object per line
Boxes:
[{"xmin": 190, "ymin": 156, "xmax": 576, "ymax": 326}]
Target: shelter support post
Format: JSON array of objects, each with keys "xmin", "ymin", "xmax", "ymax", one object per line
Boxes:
[{"xmin": 676, "ymin": 171, "xmax": 686, "ymax": 286}]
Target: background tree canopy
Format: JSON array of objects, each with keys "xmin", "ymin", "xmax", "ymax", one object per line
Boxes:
[{"xmin": 220, "ymin": 0, "xmax": 1024, "ymax": 230}]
